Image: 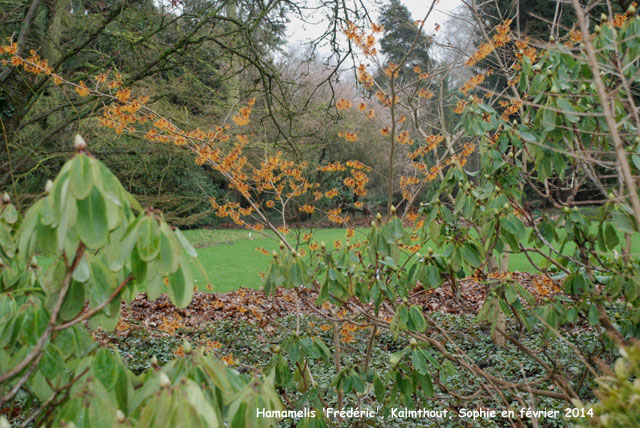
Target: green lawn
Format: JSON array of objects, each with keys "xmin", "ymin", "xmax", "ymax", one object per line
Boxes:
[
  {"xmin": 184, "ymin": 227, "xmax": 640, "ymax": 293},
  {"xmin": 183, "ymin": 228, "xmax": 356, "ymax": 293}
]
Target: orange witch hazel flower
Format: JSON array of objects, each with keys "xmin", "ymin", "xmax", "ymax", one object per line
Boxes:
[
  {"xmin": 337, "ymin": 131, "xmax": 358, "ymax": 142},
  {"xmin": 465, "ymin": 19, "xmax": 512, "ymax": 67},
  {"xmin": 75, "ymin": 81, "xmax": 90, "ymax": 97},
  {"xmin": 336, "ymin": 98, "xmax": 352, "ymax": 110},
  {"xmin": 371, "ymin": 23, "xmax": 384, "ymax": 33},
  {"xmin": 232, "ymin": 97, "xmax": 256, "ymax": 126},
  {"xmin": 454, "ymin": 99, "xmax": 468, "ymax": 114},
  {"xmin": 221, "ymin": 354, "xmax": 237, "ymax": 366}
]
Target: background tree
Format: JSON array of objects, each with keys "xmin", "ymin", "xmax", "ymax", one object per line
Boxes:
[{"xmin": 379, "ymin": 0, "xmax": 432, "ymax": 82}]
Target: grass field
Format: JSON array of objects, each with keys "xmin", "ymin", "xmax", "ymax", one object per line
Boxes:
[{"xmin": 183, "ymin": 227, "xmax": 640, "ymax": 293}]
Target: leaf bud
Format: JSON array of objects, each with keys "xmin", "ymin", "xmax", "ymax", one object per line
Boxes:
[
  {"xmin": 376, "ymin": 212, "xmax": 383, "ymax": 221},
  {"xmin": 159, "ymin": 372, "xmax": 171, "ymax": 388},
  {"xmin": 594, "ymin": 25, "xmax": 602, "ymax": 34},
  {"xmin": 44, "ymin": 179, "xmax": 54, "ymax": 194},
  {"xmin": 549, "ymin": 35, "xmax": 555, "ymax": 43},
  {"xmin": 272, "ymin": 250, "xmax": 278, "ymax": 258},
  {"xmin": 150, "ymin": 355, "xmax": 159, "ymax": 366},
  {"xmin": 390, "ymin": 205, "xmax": 396, "ymax": 214},
  {"xmin": 291, "ymin": 250, "xmax": 298, "ymax": 258},
  {"xmin": 427, "ymin": 247, "xmax": 434, "ymax": 255},
  {"xmin": 320, "ymin": 241, "xmax": 326, "ymax": 250},
  {"xmin": 279, "ymin": 241, "xmax": 285, "ymax": 250},
  {"xmin": 409, "ymin": 338, "xmax": 418, "ymax": 347},
  {"xmin": 183, "ymin": 340, "xmax": 192, "ymax": 354},
  {"xmin": 629, "ymin": 4, "xmax": 637, "ymax": 14},
  {"xmin": 601, "ymin": 13, "xmax": 608, "ymax": 23},
  {"xmin": 503, "ymin": 202, "xmax": 510, "ymax": 210},
  {"xmin": 0, "ymin": 417, "xmax": 10, "ymax": 428},
  {"xmin": 370, "ymin": 220, "xmax": 376, "ymax": 228},
  {"xmin": 116, "ymin": 410, "xmax": 126, "ymax": 423},
  {"xmin": 73, "ymin": 134, "xmax": 87, "ymax": 151}
]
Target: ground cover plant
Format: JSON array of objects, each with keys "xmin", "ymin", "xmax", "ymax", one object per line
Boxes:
[{"xmin": 2, "ymin": 0, "xmax": 640, "ymax": 427}]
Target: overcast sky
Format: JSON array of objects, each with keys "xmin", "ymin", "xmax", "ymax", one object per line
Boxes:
[{"xmin": 285, "ymin": 0, "xmax": 464, "ymax": 54}]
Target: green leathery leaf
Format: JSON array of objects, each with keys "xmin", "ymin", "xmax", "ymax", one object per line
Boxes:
[
  {"xmin": 391, "ymin": 216, "xmax": 403, "ymax": 239},
  {"xmin": 87, "ymin": 258, "xmax": 117, "ymax": 314},
  {"xmin": 146, "ymin": 275, "xmax": 166, "ymax": 301},
  {"xmin": 604, "ymin": 222, "xmax": 619, "ymax": 249},
  {"xmin": 390, "ymin": 350, "xmax": 404, "ymax": 366},
  {"xmin": 409, "ymin": 306, "xmax": 426, "ymax": 332},
  {"xmin": 72, "ymin": 256, "xmax": 91, "ymax": 283},
  {"xmin": 3, "ymin": 204, "xmax": 18, "ymax": 224},
  {"xmin": 502, "ymin": 214, "xmax": 526, "ymax": 239},
  {"xmin": 411, "ymin": 349, "xmax": 427, "ymax": 375},
  {"xmin": 60, "ymin": 280, "xmax": 85, "ymax": 322},
  {"xmin": 504, "ymin": 284, "xmax": 517, "ymax": 304},
  {"xmin": 167, "ymin": 258, "xmax": 193, "ymax": 308},
  {"xmin": 175, "ymin": 228, "xmax": 197, "ymax": 258},
  {"xmin": 70, "ymin": 154, "xmax": 95, "ymax": 199},
  {"xmin": 423, "ymin": 264, "xmax": 440, "ymax": 287},
  {"xmin": 611, "ymin": 212, "xmax": 638, "ymax": 233},
  {"xmin": 93, "ymin": 348, "xmax": 118, "ymax": 391},
  {"xmin": 417, "ymin": 372, "xmax": 434, "ymax": 397},
  {"xmin": 429, "ymin": 221, "xmax": 441, "ymax": 245},
  {"xmin": 374, "ymin": 375, "xmax": 385, "ymax": 401},
  {"xmin": 136, "ymin": 216, "xmax": 161, "ymax": 262},
  {"xmin": 76, "ymin": 187, "xmax": 108, "ymax": 249},
  {"xmin": 543, "ymin": 101, "xmax": 556, "ymax": 131},
  {"xmin": 588, "ymin": 304, "xmax": 599, "ymax": 326},
  {"xmin": 157, "ymin": 226, "xmax": 179, "ymax": 276},
  {"xmin": 130, "ymin": 246, "xmax": 148, "ymax": 284},
  {"xmin": 39, "ymin": 344, "xmax": 65, "ymax": 379},
  {"xmin": 0, "ymin": 223, "xmax": 15, "ymax": 257},
  {"xmin": 556, "ymin": 97, "xmax": 580, "ymax": 123},
  {"xmin": 35, "ymin": 223, "xmax": 57, "ymax": 256},
  {"xmin": 108, "ymin": 216, "xmax": 141, "ymax": 272},
  {"xmin": 461, "ymin": 243, "xmax": 482, "ymax": 267}
]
